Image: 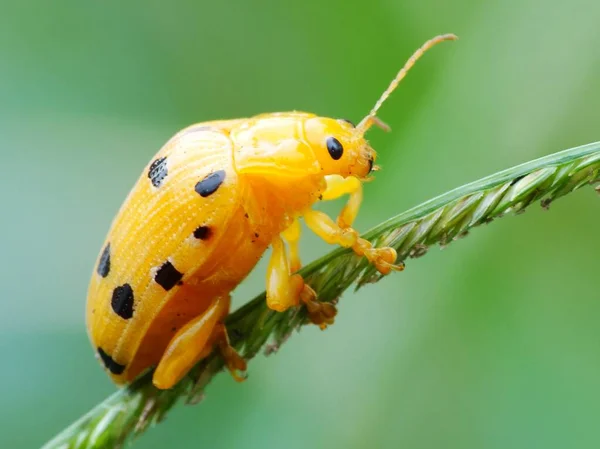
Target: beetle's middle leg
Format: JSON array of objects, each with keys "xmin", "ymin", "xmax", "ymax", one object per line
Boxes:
[
  {"xmin": 266, "ymin": 235, "xmax": 337, "ymax": 329},
  {"xmin": 281, "ymin": 217, "xmax": 302, "ymax": 273}
]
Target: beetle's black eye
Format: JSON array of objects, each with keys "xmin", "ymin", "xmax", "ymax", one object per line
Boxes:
[
  {"xmin": 339, "ymin": 118, "xmax": 355, "ymax": 127},
  {"xmin": 326, "ymin": 137, "xmax": 344, "ymax": 160}
]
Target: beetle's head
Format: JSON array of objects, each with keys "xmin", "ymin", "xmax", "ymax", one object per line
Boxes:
[{"xmin": 303, "ymin": 117, "xmax": 377, "ymax": 179}]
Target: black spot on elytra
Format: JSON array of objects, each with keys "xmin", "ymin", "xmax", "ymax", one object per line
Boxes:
[
  {"xmin": 193, "ymin": 225, "xmax": 212, "ymax": 240},
  {"xmin": 97, "ymin": 243, "xmax": 111, "ymax": 277},
  {"xmin": 97, "ymin": 347, "xmax": 126, "ymax": 375},
  {"xmin": 111, "ymin": 284, "xmax": 134, "ymax": 319},
  {"xmin": 154, "ymin": 261, "xmax": 183, "ymax": 291},
  {"xmin": 148, "ymin": 157, "xmax": 168, "ymax": 187},
  {"xmin": 195, "ymin": 170, "xmax": 225, "ymax": 197}
]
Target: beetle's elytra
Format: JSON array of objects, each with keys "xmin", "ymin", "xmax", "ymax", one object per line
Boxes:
[{"xmin": 86, "ymin": 34, "xmax": 457, "ymax": 389}]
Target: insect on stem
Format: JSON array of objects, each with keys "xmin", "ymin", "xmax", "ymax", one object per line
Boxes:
[{"xmin": 356, "ymin": 33, "xmax": 458, "ymax": 134}]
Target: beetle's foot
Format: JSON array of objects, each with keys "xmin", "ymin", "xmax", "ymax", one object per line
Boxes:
[
  {"xmin": 300, "ymin": 284, "xmax": 337, "ymax": 330},
  {"xmin": 217, "ymin": 325, "xmax": 247, "ymax": 382},
  {"xmin": 222, "ymin": 347, "xmax": 247, "ymax": 382},
  {"xmin": 353, "ymin": 238, "xmax": 403, "ymax": 275}
]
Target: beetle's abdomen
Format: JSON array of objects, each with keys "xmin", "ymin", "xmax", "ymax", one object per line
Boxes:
[
  {"xmin": 124, "ymin": 201, "xmax": 274, "ymax": 382},
  {"xmin": 86, "ymin": 124, "xmax": 247, "ymax": 383}
]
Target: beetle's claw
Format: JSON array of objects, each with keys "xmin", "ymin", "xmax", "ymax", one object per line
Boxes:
[{"xmin": 300, "ymin": 284, "xmax": 337, "ymax": 329}]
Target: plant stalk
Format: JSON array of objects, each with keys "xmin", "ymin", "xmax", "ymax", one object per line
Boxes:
[{"xmin": 43, "ymin": 141, "xmax": 600, "ymax": 449}]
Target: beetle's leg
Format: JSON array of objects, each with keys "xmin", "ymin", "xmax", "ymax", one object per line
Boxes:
[
  {"xmin": 281, "ymin": 217, "xmax": 302, "ymax": 272},
  {"xmin": 303, "ymin": 209, "xmax": 404, "ymax": 275},
  {"xmin": 267, "ymin": 235, "xmax": 337, "ymax": 329},
  {"xmin": 266, "ymin": 235, "xmax": 304, "ymax": 312},
  {"xmin": 213, "ymin": 323, "xmax": 247, "ymax": 379},
  {"xmin": 322, "ymin": 175, "xmax": 363, "ymax": 228},
  {"xmin": 153, "ymin": 295, "xmax": 246, "ymax": 389}
]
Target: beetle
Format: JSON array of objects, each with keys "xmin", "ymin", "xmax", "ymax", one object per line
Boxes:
[{"xmin": 86, "ymin": 34, "xmax": 456, "ymax": 390}]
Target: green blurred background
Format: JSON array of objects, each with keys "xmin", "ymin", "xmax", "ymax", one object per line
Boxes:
[{"xmin": 1, "ymin": 0, "xmax": 599, "ymax": 448}]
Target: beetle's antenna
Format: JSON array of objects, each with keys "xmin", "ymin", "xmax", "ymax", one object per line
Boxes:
[{"xmin": 356, "ymin": 33, "xmax": 458, "ymax": 134}]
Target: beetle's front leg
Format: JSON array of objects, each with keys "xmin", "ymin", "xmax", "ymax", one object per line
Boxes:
[
  {"xmin": 322, "ymin": 175, "xmax": 363, "ymax": 228},
  {"xmin": 303, "ymin": 209, "xmax": 403, "ymax": 275},
  {"xmin": 266, "ymin": 235, "xmax": 336, "ymax": 329}
]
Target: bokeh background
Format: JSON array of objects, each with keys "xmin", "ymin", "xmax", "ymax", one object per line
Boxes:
[{"xmin": 1, "ymin": 0, "xmax": 599, "ymax": 448}]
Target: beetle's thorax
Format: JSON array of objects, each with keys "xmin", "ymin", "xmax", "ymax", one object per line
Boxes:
[
  {"xmin": 229, "ymin": 113, "xmax": 325, "ymax": 230},
  {"xmin": 231, "ymin": 112, "xmax": 374, "ymax": 177}
]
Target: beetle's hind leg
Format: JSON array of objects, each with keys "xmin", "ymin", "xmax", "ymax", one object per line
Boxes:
[
  {"xmin": 153, "ymin": 295, "xmax": 246, "ymax": 389},
  {"xmin": 266, "ymin": 235, "xmax": 337, "ymax": 329},
  {"xmin": 213, "ymin": 323, "xmax": 247, "ymax": 381}
]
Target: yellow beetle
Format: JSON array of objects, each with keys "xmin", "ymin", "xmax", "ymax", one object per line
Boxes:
[{"xmin": 86, "ymin": 34, "xmax": 456, "ymax": 390}]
